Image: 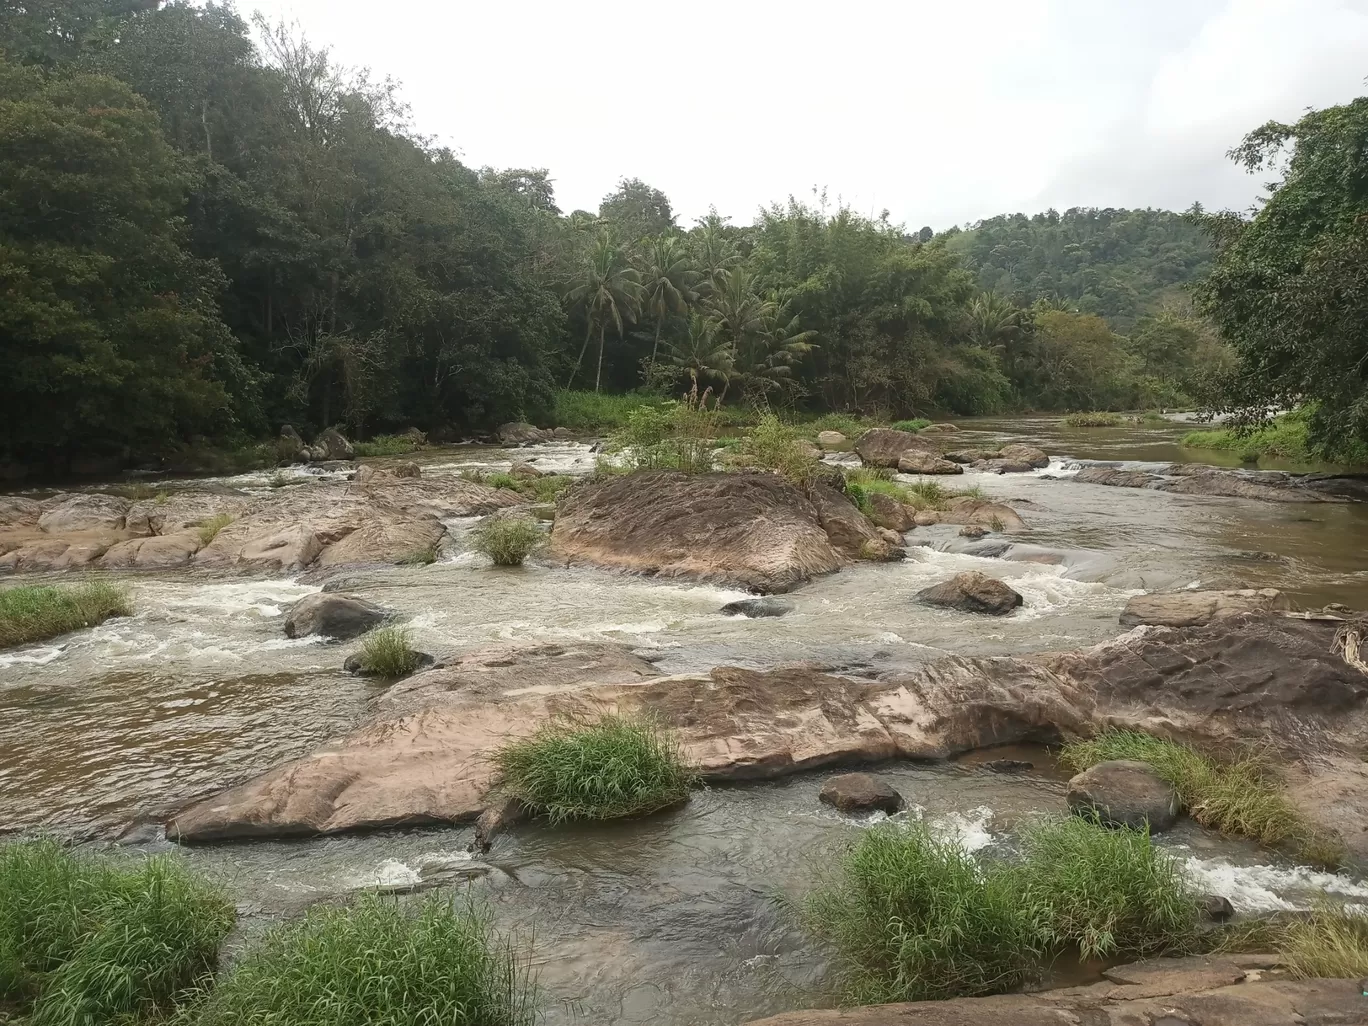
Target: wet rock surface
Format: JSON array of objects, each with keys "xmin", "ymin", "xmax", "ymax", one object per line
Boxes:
[
  {"xmin": 283, "ymin": 593, "xmax": 389, "ymax": 640},
  {"xmin": 1120, "ymin": 588, "xmax": 1294, "ymax": 627},
  {"xmin": 721, "ymin": 597, "xmax": 795, "ymax": 618},
  {"xmin": 1073, "ymin": 462, "xmax": 1351, "ymax": 502},
  {"xmin": 917, "ymin": 571, "xmax": 1024, "ymax": 615},
  {"xmin": 1066, "ymin": 759, "xmax": 1180, "ymax": 831},
  {"xmin": 818, "ymin": 772, "xmax": 903, "ymax": 814},
  {"xmin": 854, "ymin": 428, "xmax": 935, "ymax": 467}
]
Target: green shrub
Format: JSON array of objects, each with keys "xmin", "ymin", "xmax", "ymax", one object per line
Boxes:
[
  {"xmin": 735, "ymin": 414, "xmax": 818, "ymax": 482},
  {"xmin": 353, "ymin": 434, "xmax": 422, "ymax": 457},
  {"xmin": 1180, "ymin": 407, "xmax": 1368, "ymax": 465},
  {"xmin": 1059, "ymin": 731, "xmax": 1340, "ymax": 864},
  {"xmin": 801, "ymin": 412, "xmax": 872, "ymax": 437},
  {"xmin": 606, "ymin": 389, "xmax": 720, "ymax": 473},
  {"xmin": 470, "ymin": 516, "xmax": 544, "ymax": 567},
  {"xmin": 197, "ymin": 513, "xmax": 234, "ymax": 546},
  {"xmin": 495, "ymin": 714, "xmax": 695, "ymax": 824},
  {"xmin": 193, "ymin": 894, "xmax": 534, "ymax": 1026},
  {"xmin": 802, "ymin": 821, "xmax": 1042, "ymax": 1004},
  {"xmin": 355, "ymin": 627, "xmax": 422, "ymax": 679},
  {"xmin": 0, "ymin": 582, "xmax": 131, "ymax": 649},
  {"xmin": 396, "ymin": 542, "xmax": 439, "ymax": 566},
  {"xmin": 0, "ymin": 839, "xmax": 233, "ymax": 1023},
  {"xmin": 890, "ymin": 418, "xmax": 932, "ymax": 432},
  {"xmin": 552, "ymin": 389, "xmax": 665, "ymax": 431},
  {"xmin": 845, "ymin": 483, "xmax": 872, "ymax": 515},
  {"xmin": 1064, "ymin": 412, "xmax": 1123, "ymax": 427},
  {"xmin": 528, "ymin": 474, "xmax": 574, "ymax": 502},
  {"xmin": 1019, "ymin": 816, "xmax": 1198, "ymax": 960}
]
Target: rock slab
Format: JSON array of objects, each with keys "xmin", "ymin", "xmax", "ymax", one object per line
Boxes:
[{"xmin": 1120, "ymin": 588, "xmax": 1293, "ymax": 627}]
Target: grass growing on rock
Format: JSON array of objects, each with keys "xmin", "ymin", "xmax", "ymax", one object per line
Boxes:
[
  {"xmin": 0, "ymin": 839, "xmax": 233, "ymax": 1023},
  {"xmin": 1064, "ymin": 411, "xmax": 1123, "ymax": 427},
  {"xmin": 734, "ymin": 414, "xmax": 818, "ymax": 482},
  {"xmin": 1060, "ymin": 730, "xmax": 1342, "ymax": 865},
  {"xmin": 890, "ymin": 418, "xmax": 932, "ymax": 432},
  {"xmin": 396, "ymin": 541, "xmax": 439, "ymax": 566},
  {"xmin": 0, "ymin": 581, "xmax": 131, "ymax": 649},
  {"xmin": 197, "ymin": 512, "xmax": 234, "ymax": 546},
  {"xmin": 470, "ymin": 516, "xmax": 544, "ymax": 566},
  {"xmin": 495, "ymin": 714, "xmax": 695, "ymax": 824},
  {"xmin": 356, "ymin": 626, "xmax": 423, "ymax": 679},
  {"xmin": 192, "ymin": 893, "xmax": 535, "ymax": 1026}
]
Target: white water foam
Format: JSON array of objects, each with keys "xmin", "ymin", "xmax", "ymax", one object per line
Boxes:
[
  {"xmin": 904, "ymin": 547, "xmax": 1136, "ymax": 620},
  {"xmin": 1182, "ymin": 855, "xmax": 1368, "ymax": 912},
  {"xmin": 346, "ymin": 849, "xmax": 475, "ymax": 891},
  {"xmin": 0, "ymin": 644, "xmax": 65, "ymax": 669},
  {"xmin": 860, "ymin": 806, "xmax": 998, "ymax": 854},
  {"xmin": 1036, "ymin": 457, "xmax": 1083, "ymax": 478}
]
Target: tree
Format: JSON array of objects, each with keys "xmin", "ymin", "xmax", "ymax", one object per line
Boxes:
[
  {"xmin": 663, "ymin": 314, "xmax": 732, "ymax": 389},
  {"xmin": 1192, "ymin": 96, "xmax": 1368, "ymax": 454},
  {"xmin": 636, "ymin": 235, "xmax": 698, "ymax": 380},
  {"xmin": 563, "ymin": 232, "xmax": 642, "ymax": 392},
  {"xmin": 598, "ymin": 177, "xmax": 675, "ymax": 240}
]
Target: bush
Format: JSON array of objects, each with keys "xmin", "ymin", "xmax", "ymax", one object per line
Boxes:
[
  {"xmin": 0, "ymin": 839, "xmax": 233, "ymax": 1023},
  {"xmin": 0, "ymin": 582, "xmax": 131, "ymax": 649},
  {"xmin": 735, "ymin": 414, "xmax": 818, "ymax": 482},
  {"xmin": 801, "ymin": 412, "xmax": 872, "ymax": 437},
  {"xmin": 890, "ymin": 418, "xmax": 932, "ymax": 432},
  {"xmin": 495, "ymin": 714, "xmax": 695, "ymax": 824},
  {"xmin": 1180, "ymin": 407, "xmax": 1368, "ymax": 465},
  {"xmin": 1064, "ymin": 412, "xmax": 1123, "ymax": 427},
  {"xmin": 1060, "ymin": 731, "xmax": 1341, "ymax": 865},
  {"xmin": 193, "ymin": 894, "xmax": 534, "ymax": 1026},
  {"xmin": 470, "ymin": 516, "xmax": 544, "ymax": 567},
  {"xmin": 606, "ymin": 388, "xmax": 720, "ymax": 473},
  {"xmin": 197, "ymin": 513, "xmax": 234, "ymax": 546},
  {"xmin": 802, "ymin": 821, "xmax": 1042, "ymax": 1004},
  {"xmin": 353, "ymin": 433, "xmax": 422, "ymax": 457},
  {"xmin": 355, "ymin": 627, "xmax": 422, "ymax": 679},
  {"xmin": 552, "ymin": 389, "xmax": 661, "ymax": 431},
  {"xmin": 396, "ymin": 542, "xmax": 439, "ymax": 566},
  {"xmin": 1019, "ymin": 816, "xmax": 1198, "ymax": 960}
]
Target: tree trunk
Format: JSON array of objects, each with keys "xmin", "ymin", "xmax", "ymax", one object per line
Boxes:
[
  {"xmin": 566, "ymin": 317, "xmax": 594, "ymax": 389},
  {"xmin": 594, "ymin": 322, "xmax": 606, "ymax": 393},
  {"xmin": 647, "ymin": 317, "xmax": 663, "ymax": 382}
]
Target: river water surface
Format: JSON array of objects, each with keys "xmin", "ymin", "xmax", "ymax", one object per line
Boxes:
[{"xmin": 3, "ymin": 415, "xmax": 1368, "ymax": 1024}]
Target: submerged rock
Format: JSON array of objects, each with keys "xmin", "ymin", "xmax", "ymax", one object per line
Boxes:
[
  {"xmin": 283, "ymin": 593, "xmax": 388, "ymax": 640},
  {"xmin": 1066, "ymin": 760, "xmax": 1180, "ymax": 831},
  {"xmin": 853, "ymin": 428, "xmax": 934, "ymax": 467},
  {"xmin": 917, "ymin": 571, "xmax": 1024, "ymax": 615},
  {"xmin": 818, "ymin": 773, "xmax": 903, "ymax": 814},
  {"xmin": 721, "ymin": 597, "xmax": 795, "ymax": 618},
  {"xmin": 1074, "ymin": 462, "xmax": 1346, "ymax": 502},
  {"xmin": 1119, "ymin": 588, "xmax": 1293, "ymax": 627}
]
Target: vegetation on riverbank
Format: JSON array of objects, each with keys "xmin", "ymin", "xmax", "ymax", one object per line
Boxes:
[
  {"xmin": 353, "ymin": 434, "xmax": 424, "ymax": 458},
  {"xmin": 843, "ymin": 468, "xmax": 982, "ymax": 513},
  {"xmin": 802, "ymin": 816, "xmax": 1199, "ymax": 1004},
  {"xmin": 470, "ymin": 517, "xmax": 545, "ymax": 566},
  {"xmin": 1060, "ymin": 731, "xmax": 1343, "ymax": 866},
  {"xmin": 355, "ymin": 627, "xmax": 424, "ymax": 679},
  {"xmin": 1064, "ymin": 411, "xmax": 1123, "ymax": 427},
  {"xmin": 0, "ymin": 582, "xmax": 132, "ymax": 649},
  {"xmin": 1181, "ymin": 408, "xmax": 1368, "ymax": 465},
  {"xmin": 193, "ymin": 894, "xmax": 534, "ymax": 1026},
  {"xmin": 495, "ymin": 715, "xmax": 695, "ymax": 823},
  {"xmin": 197, "ymin": 513, "xmax": 234, "ymax": 546},
  {"xmin": 0, "ymin": 840, "xmax": 233, "ymax": 1023}
]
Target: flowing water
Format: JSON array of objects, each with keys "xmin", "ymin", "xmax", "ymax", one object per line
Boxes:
[{"xmin": 3, "ymin": 414, "xmax": 1368, "ymax": 1024}]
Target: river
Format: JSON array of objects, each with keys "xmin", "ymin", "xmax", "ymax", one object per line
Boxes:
[{"xmin": 2, "ymin": 414, "xmax": 1367, "ymax": 1024}]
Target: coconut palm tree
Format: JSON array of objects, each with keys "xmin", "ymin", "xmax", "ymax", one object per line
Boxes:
[
  {"xmin": 732, "ymin": 302, "xmax": 817, "ymax": 402},
  {"xmin": 691, "ymin": 217, "xmax": 740, "ymax": 298},
  {"xmin": 966, "ymin": 292, "xmax": 1025, "ymax": 350},
  {"xmin": 664, "ymin": 314, "xmax": 733, "ymax": 389},
  {"xmin": 636, "ymin": 236, "xmax": 699, "ymax": 380},
  {"xmin": 563, "ymin": 232, "xmax": 643, "ymax": 391}
]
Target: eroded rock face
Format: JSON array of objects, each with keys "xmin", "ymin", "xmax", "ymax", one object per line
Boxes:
[
  {"xmin": 917, "ymin": 571, "xmax": 1024, "ymax": 615},
  {"xmin": 1066, "ymin": 760, "xmax": 1180, "ymax": 831},
  {"xmin": 819, "ymin": 772, "xmax": 903, "ymax": 814},
  {"xmin": 854, "ymin": 428, "xmax": 934, "ymax": 467},
  {"xmin": 1120, "ymin": 589, "xmax": 1293, "ymax": 627},
  {"xmin": 283, "ymin": 593, "xmax": 388, "ymax": 640},
  {"xmin": 740, "ymin": 955, "xmax": 1362, "ymax": 1026},
  {"xmin": 549, "ymin": 471, "xmax": 846, "ymax": 593},
  {"xmin": 897, "ymin": 451, "xmax": 963, "ymax": 475},
  {"xmin": 867, "ymin": 492, "xmax": 914, "ymax": 532}
]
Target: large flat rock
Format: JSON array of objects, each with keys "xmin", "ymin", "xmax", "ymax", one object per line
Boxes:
[{"xmin": 1120, "ymin": 588, "xmax": 1294, "ymax": 627}]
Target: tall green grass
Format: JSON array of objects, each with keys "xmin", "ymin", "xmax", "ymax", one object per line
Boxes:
[
  {"xmin": 1060, "ymin": 731, "xmax": 1342, "ymax": 865},
  {"xmin": 353, "ymin": 434, "xmax": 422, "ymax": 457},
  {"xmin": 495, "ymin": 715, "xmax": 695, "ymax": 824},
  {"xmin": 1180, "ymin": 407, "xmax": 1368, "ymax": 465},
  {"xmin": 0, "ymin": 582, "xmax": 131, "ymax": 649},
  {"xmin": 470, "ymin": 517, "xmax": 544, "ymax": 566},
  {"xmin": 197, "ymin": 513, "xmax": 234, "ymax": 546},
  {"xmin": 890, "ymin": 418, "xmax": 932, "ymax": 432},
  {"xmin": 193, "ymin": 894, "xmax": 535, "ymax": 1026},
  {"xmin": 735, "ymin": 414, "xmax": 818, "ymax": 482},
  {"xmin": 0, "ymin": 839, "xmax": 233, "ymax": 1024},
  {"xmin": 355, "ymin": 627, "xmax": 423, "ymax": 679},
  {"xmin": 552, "ymin": 390, "xmax": 663, "ymax": 431}
]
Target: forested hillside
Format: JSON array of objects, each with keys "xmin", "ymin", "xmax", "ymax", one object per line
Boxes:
[
  {"xmin": 945, "ymin": 208, "xmax": 1212, "ymax": 331},
  {"xmin": 5, "ymin": 0, "xmax": 1342, "ymax": 476}
]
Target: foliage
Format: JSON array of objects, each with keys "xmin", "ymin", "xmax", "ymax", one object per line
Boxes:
[
  {"xmin": 0, "ymin": 839, "xmax": 233, "ymax": 1024},
  {"xmin": 605, "ymin": 388, "xmax": 721, "ymax": 474},
  {"xmin": 356, "ymin": 626, "xmax": 422, "ymax": 679},
  {"xmin": 193, "ymin": 893, "xmax": 535, "ymax": 1026},
  {"xmin": 1280, "ymin": 905, "xmax": 1368, "ymax": 980},
  {"xmin": 890, "ymin": 418, "xmax": 931, "ymax": 432},
  {"xmin": 1060, "ymin": 731, "xmax": 1342, "ymax": 865},
  {"xmin": 0, "ymin": 582, "xmax": 131, "ymax": 649},
  {"xmin": 1064, "ymin": 411, "xmax": 1123, "ymax": 427},
  {"xmin": 734, "ymin": 414, "xmax": 818, "ymax": 482},
  {"xmin": 197, "ymin": 513, "xmax": 234, "ymax": 546},
  {"xmin": 552, "ymin": 390, "xmax": 657, "ymax": 431},
  {"xmin": 801, "ymin": 821, "xmax": 1042, "ymax": 1003},
  {"xmin": 1019, "ymin": 816, "xmax": 1197, "ymax": 960},
  {"xmin": 395, "ymin": 542, "xmax": 439, "ymax": 566},
  {"xmin": 495, "ymin": 714, "xmax": 695, "ymax": 824},
  {"xmin": 353, "ymin": 434, "xmax": 422, "ymax": 457},
  {"xmin": 1192, "ymin": 96, "xmax": 1368, "ymax": 459},
  {"xmin": 469, "ymin": 516, "xmax": 544, "ymax": 566},
  {"xmin": 1181, "ymin": 408, "xmax": 1368, "ymax": 466}
]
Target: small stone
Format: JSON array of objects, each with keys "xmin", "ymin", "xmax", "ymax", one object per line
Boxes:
[
  {"xmin": 818, "ymin": 773, "xmax": 903, "ymax": 814},
  {"xmin": 960, "ymin": 525, "xmax": 989, "ymax": 539},
  {"xmin": 1202, "ymin": 894, "xmax": 1235, "ymax": 922},
  {"xmin": 721, "ymin": 597, "xmax": 795, "ymax": 618}
]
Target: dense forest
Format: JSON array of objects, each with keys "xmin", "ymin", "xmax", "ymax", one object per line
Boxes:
[{"xmin": 0, "ymin": 1, "xmax": 1362, "ymax": 473}]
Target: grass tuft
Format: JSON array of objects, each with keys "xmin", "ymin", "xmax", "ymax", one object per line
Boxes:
[
  {"xmin": 890, "ymin": 418, "xmax": 932, "ymax": 432},
  {"xmin": 396, "ymin": 542, "xmax": 439, "ymax": 566},
  {"xmin": 0, "ymin": 582, "xmax": 131, "ymax": 649},
  {"xmin": 470, "ymin": 516, "xmax": 544, "ymax": 567},
  {"xmin": 1281, "ymin": 905, "xmax": 1368, "ymax": 979},
  {"xmin": 1059, "ymin": 731, "xmax": 1342, "ymax": 865},
  {"xmin": 192, "ymin": 893, "xmax": 534, "ymax": 1026},
  {"xmin": 0, "ymin": 839, "xmax": 233, "ymax": 1023},
  {"xmin": 197, "ymin": 513, "xmax": 234, "ymax": 546},
  {"xmin": 734, "ymin": 414, "xmax": 818, "ymax": 483},
  {"xmin": 495, "ymin": 714, "xmax": 695, "ymax": 824},
  {"xmin": 1064, "ymin": 411, "xmax": 1123, "ymax": 427},
  {"xmin": 356, "ymin": 626, "xmax": 422, "ymax": 679},
  {"xmin": 353, "ymin": 433, "xmax": 422, "ymax": 457}
]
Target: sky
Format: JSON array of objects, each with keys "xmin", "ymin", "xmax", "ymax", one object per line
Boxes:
[{"xmin": 242, "ymin": 0, "xmax": 1368, "ymax": 230}]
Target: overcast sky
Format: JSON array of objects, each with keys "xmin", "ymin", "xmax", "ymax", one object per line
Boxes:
[{"xmin": 244, "ymin": 0, "xmax": 1368, "ymax": 230}]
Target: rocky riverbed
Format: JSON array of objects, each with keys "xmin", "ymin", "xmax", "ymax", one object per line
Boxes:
[{"xmin": 4, "ymin": 414, "xmax": 1368, "ymax": 1026}]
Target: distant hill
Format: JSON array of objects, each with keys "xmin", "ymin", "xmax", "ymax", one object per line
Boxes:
[{"xmin": 944, "ymin": 208, "xmax": 1212, "ymax": 331}]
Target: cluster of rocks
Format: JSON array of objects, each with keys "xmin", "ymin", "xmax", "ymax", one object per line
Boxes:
[
  {"xmin": 497, "ymin": 422, "xmax": 576, "ymax": 445},
  {"xmin": 852, "ymin": 428, "xmax": 1049, "ymax": 476},
  {"xmin": 277, "ymin": 425, "xmax": 358, "ymax": 463},
  {"xmin": 1072, "ymin": 462, "xmax": 1356, "ymax": 503}
]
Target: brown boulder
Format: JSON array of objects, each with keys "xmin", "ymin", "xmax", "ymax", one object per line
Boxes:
[
  {"xmin": 976, "ymin": 458, "xmax": 1035, "ymax": 474},
  {"xmin": 498, "ymin": 422, "xmax": 546, "ymax": 445},
  {"xmin": 316, "ymin": 427, "xmax": 355, "ymax": 461},
  {"xmin": 37, "ymin": 493, "xmax": 129, "ymax": 533},
  {"xmin": 1074, "ymin": 465, "xmax": 1156, "ymax": 488},
  {"xmin": 897, "ymin": 450, "xmax": 964, "ymax": 475},
  {"xmin": 808, "ymin": 482, "xmax": 889, "ymax": 561},
  {"xmin": 816, "ymin": 430, "xmax": 847, "ymax": 449},
  {"xmin": 509, "ymin": 461, "xmax": 542, "ymax": 480},
  {"xmin": 867, "ymin": 492, "xmax": 914, "ymax": 532},
  {"xmin": 854, "ymin": 428, "xmax": 935, "ymax": 467},
  {"xmin": 316, "ymin": 516, "xmax": 446, "ymax": 567},
  {"xmin": 998, "ymin": 443, "xmax": 1049, "ymax": 469},
  {"xmin": 1120, "ymin": 589, "xmax": 1293, "ymax": 628},
  {"xmin": 549, "ymin": 471, "xmax": 846, "ymax": 593},
  {"xmin": 819, "ymin": 773, "xmax": 903, "ymax": 814},
  {"xmin": 283, "ymin": 592, "xmax": 389, "ymax": 640},
  {"xmin": 944, "ymin": 449, "xmax": 998, "ymax": 464},
  {"xmin": 920, "ymin": 497, "xmax": 1027, "ymax": 533},
  {"xmin": 1066, "ymin": 760, "xmax": 1180, "ymax": 831},
  {"xmin": 0, "ymin": 497, "xmax": 42, "ymax": 527},
  {"xmin": 917, "ymin": 571, "xmax": 1023, "ymax": 615},
  {"xmin": 98, "ymin": 532, "xmax": 203, "ymax": 569}
]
